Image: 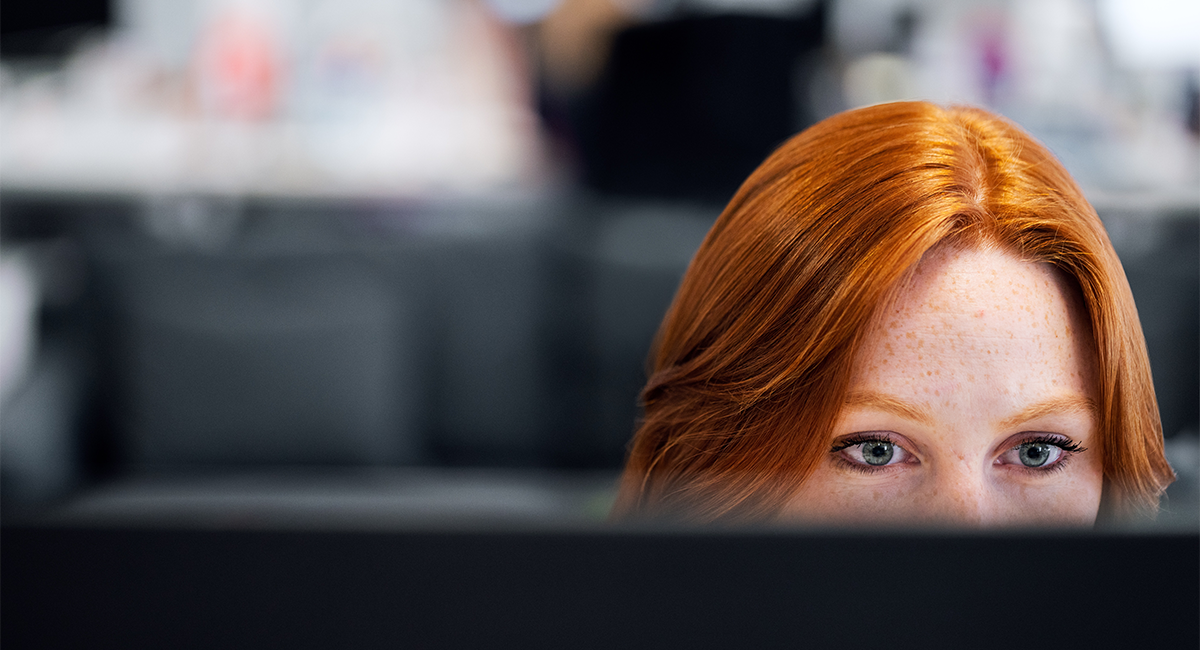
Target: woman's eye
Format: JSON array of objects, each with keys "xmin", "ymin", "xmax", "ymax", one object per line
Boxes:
[
  {"xmin": 840, "ymin": 439, "xmax": 909, "ymax": 467},
  {"xmin": 999, "ymin": 441, "xmax": 1066, "ymax": 469}
]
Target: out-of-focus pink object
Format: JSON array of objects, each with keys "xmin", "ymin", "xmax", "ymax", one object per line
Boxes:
[{"xmin": 193, "ymin": 11, "xmax": 281, "ymax": 119}]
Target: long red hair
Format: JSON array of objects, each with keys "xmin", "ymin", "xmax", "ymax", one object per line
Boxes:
[{"xmin": 611, "ymin": 101, "xmax": 1174, "ymax": 523}]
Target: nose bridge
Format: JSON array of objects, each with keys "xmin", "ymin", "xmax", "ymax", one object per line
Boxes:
[{"xmin": 926, "ymin": 454, "xmax": 993, "ymax": 526}]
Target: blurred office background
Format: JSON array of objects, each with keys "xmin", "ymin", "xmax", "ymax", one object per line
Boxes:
[{"xmin": 0, "ymin": 0, "xmax": 1196, "ymax": 528}]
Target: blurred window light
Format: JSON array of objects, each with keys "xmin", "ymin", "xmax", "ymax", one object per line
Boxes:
[
  {"xmin": 844, "ymin": 52, "xmax": 916, "ymax": 108},
  {"xmin": 1, "ymin": 0, "xmax": 541, "ymax": 197},
  {"xmin": 1098, "ymin": 0, "xmax": 1200, "ymax": 68},
  {"xmin": 485, "ymin": 0, "xmax": 565, "ymax": 24},
  {"xmin": 831, "ymin": 0, "xmax": 912, "ymax": 55}
]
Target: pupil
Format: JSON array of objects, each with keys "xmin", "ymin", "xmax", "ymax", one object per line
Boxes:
[
  {"xmin": 1020, "ymin": 444, "xmax": 1050, "ymax": 467},
  {"xmin": 863, "ymin": 442, "xmax": 893, "ymax": 466}
]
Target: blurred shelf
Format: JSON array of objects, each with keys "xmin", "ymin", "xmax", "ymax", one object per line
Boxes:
[
  {"xmin": 1085, "ymin": 186, "xmax": 1200, "ymax": 217},
  {"xmin": 37, "ymin": 468, "xmax": 622, "ymax": 530}
]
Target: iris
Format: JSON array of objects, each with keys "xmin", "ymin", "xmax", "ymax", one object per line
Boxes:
[
  {"xmin": 862, "ymin": 441, "xmax": 894, "ymax": 466},
  {"xmin": 1018, "ymin": 443, "xmax": 1052, "ymax": 467}
]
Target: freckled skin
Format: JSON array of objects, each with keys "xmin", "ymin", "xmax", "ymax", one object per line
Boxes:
[{"xmin": 779, "ymin": 245, "xmax": 1104, "ymax": 528}]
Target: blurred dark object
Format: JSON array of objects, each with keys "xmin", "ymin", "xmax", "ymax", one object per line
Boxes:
[
  {"xmin": 1187, "ymin": 75, "xmax": 1199, "ymax": 138},
  {"xmin": 0, "ymin": 0, "xmax": 111, "ymax": 58},
  {"xmin": 0, "ymin": 195, "xmax": 555, "ymax": 483},
  {"xmin": 4, "ymin": 525, "xmax": 1197, "ymax": 649},
  {"xmin": 544, "ymin": 203, "xmax": 713, "ymax": 467},
  {"xmin": 80, "ymin": 202, "xmax": 546, "ymax": 472},
  {"xmin": 575, "ymin": 10, "xmax": 826, "ymax": 202},
  {"xmin": 97, "ymin": 245, "xmax": 420, "ymax": 467},
  {"xmin": 1104, "ymin": 208, "xmax": 1200, "ymax": 439}
]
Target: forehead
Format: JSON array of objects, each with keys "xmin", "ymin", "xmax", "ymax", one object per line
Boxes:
[
  {"xmin": 854, "ymin": 243, "xmax": 1096, "ymax": 399},
  {"xmin": 889, "ymin": 243, "xmax": 1081, "ymax": 326}
]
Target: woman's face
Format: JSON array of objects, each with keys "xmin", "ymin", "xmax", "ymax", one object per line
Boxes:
[{"xmin": 780, "ymin": 244, "xmax": 1104, "ymax": 527}]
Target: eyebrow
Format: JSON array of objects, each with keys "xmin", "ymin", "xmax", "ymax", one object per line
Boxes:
[
  {"xmin": 842, "ymin": 391, "xmax": 1098, "ymax": 430},
  {"xmin": 842, "ymin": 391, "xmax": 935, "ymax": 426},
  {"xmin": 995, "ymin": 395, "xmax": 1098, "ymax": 431}
]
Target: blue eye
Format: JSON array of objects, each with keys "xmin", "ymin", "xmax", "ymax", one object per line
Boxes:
[
  {"xmin": 997, "ymin": 435, "xmax": 1084, "ymax": 471},
  {"xmin": 833, "ymin": 436, "xmax": 911, "ymax": 468}
]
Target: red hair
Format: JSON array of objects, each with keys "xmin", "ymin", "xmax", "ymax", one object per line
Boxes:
[{"xmin": 611, "ymin": 101, "xmax": 1174, "ymax": 523}]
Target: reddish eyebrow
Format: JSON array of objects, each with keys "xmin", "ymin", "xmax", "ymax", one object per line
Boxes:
[
  {"xmin": 843, "ymin": 392, "xmax": 1098, "ymax": 431},
  {"xmin": 996, "ymin": 395, "xmax": 1098, "ymax": 431},
  {"xmin": 842, "ymin": 391, "xmax": 935, "ymax": 426}
]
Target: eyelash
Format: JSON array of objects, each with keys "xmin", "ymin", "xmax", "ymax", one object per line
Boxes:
[
  {"xmin": 830, "ymin": 433, "xmax": 897, "ymax": 453},
  {"xmin": 827, "ymin": 433, "xmax": 1088, "ymax": 475},
  {"xmin": 829, "ymin": 433, "xmax": 906, "ymax": 475},
  {"xmin": 1006, "ymin": 434, "xmax": 1087, "ymax": 474},
  {"xmin": 1017, "ymin": 434, "xmax": 1087, "ymax": 455}
]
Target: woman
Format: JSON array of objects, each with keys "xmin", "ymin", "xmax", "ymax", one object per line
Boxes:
[{"xmin": 611, "ymin": 101, "xmax": 1175, "ymax": 526}]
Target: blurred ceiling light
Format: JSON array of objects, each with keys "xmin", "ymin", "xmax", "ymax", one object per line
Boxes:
[
  {"xmin": 1098, "ymin": 0, "xmax": 1200, "ymax": 69},
  {"xmin": 486, "ymin": 0, "xmax": 565, "ymax": 24}
]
